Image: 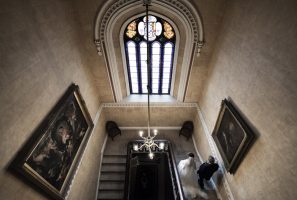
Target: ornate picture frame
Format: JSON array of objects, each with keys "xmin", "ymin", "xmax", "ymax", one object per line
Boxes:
[
  {"xmin": 13, "ymin": 84, "xmax": 94, "ymax": 199},
  {"xmin": 212, "ymin": 99, "xmax": 255, "ymax": 174}
]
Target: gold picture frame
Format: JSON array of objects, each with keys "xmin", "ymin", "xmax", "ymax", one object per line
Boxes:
[
  {"xmin": 13, "ymin": 84, "xmax": 94, "ymax": 199},
  {"xmin": 212, "ymin": 99, "xmax": 256, "ymax": 174}
]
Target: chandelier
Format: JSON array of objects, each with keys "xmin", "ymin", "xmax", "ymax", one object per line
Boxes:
[{"xmin": 134, "ymin": 0, "xmax": 164, "ymax": 159}]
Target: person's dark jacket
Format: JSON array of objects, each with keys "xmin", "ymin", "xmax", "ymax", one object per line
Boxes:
[{"xmin": 197, "ymin": 162, "xmax": 219, "ymax": 180}]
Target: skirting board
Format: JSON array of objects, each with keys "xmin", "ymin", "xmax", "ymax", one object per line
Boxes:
[
  {"xmin": 94, "ymin": 135, "xmax": 108, "ymax": 200},
  {"xmin": 92, "ymin": 105, "xmax": 105, "ymax": 200},
  {"xmin": 195, "ymin": 105, "xmax": 234, "ymax": 200}
]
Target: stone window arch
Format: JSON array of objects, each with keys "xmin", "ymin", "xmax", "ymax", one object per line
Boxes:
[{"xmin": 94, "ymin": 0, "xmax": 204, "ymax": 102}]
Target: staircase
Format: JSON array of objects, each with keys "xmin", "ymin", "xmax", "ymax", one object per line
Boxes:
[{"xmin": 97, "ymin": 154, "xmax": 127, "ymax": 200}]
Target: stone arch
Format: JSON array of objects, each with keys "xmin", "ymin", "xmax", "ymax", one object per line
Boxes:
[{"xmin": 94, "ymin": 0, "xmax": 204, "ymax": 102}]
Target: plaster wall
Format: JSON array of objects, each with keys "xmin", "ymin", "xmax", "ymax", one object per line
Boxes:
[
  {"xmin": 103, "ymin": 104, "xmax": 197, "ymax": 127},
  {"xmin": 0, "ymin": 0, "xmax": 106, "ymax": 199},
  {"xmin": 185, "ymin": 0, "xmax": 227, "ymax": 102},
  {"xmin": 67, "ymin": 113, "xmax": 106, "ymax": 200},
  {"xmin": 196, "ymin": 0, "xmax": 297, "ymax": 199},
  {"xmin": 73, "ymin": 0, "xmax": 114, "ymax": 102}
]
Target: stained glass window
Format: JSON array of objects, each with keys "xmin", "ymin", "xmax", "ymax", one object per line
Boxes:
[
  {"xmin": 126, "ymin": 21, "xmax": 137, "ymax": 38},
  {"xmin": 124, "ymin": 15, "xmax": 175, "ymax": 94},
  {"xmin": 163, "ymin": 22, "xmax": 174, "ymax": 39}
]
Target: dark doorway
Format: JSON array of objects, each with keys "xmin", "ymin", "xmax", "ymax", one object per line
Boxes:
[{"xmin": 134, "ymin": 165, "xmax": 158, "ymax": 200}]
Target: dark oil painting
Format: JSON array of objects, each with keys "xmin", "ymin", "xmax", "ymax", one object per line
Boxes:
[
  {"xmin": 212, "ymin": 99, "xmax": 255, "ymax": 174},
  {"xmin": 13, "ymin": 84, "xmax": 94, "ymax": 200}
]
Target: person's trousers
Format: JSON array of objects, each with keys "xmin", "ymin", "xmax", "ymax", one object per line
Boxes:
[{"xmin": 198, "ymin": 176, "xmax": 205, "ymax": 189}]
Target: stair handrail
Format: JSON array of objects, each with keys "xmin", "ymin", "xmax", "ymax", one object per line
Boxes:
[
  {"xmin": 123, "ymin": 141, "xmax": 133, "ymax": 200},
  {"xmin": 167, "ymin": 141, "xmax": 185, "ymax": 200},
  {"xmin": 123, "ymin": 140, "xmax": 185, "ymax": 200}
]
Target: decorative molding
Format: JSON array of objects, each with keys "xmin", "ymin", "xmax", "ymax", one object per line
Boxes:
[
  {"xmin": 94, "ymin": 0, "xmax": 204, "ymax": 55},
  {"xmin": 119, "ymin": 126, "xmax": 181, "ymax": 130},
  {"xmin": 102, "ymin": 102, "xmax": 197, "ymax": 108},
  {"xmin": 154, "ymin": 0, "xmax": 204, "ymax": 57},
  {"xmin": 94, "ymin": 39, "xmax": 102, "ymax": 56},
  {"xmin": 94, "ymin": 0, "xmax": 204, "ymax": 102},
  {"xmin": 195, "ymin": 104, "xmax": 235, "ymax": 200},
  {"xmin": 95, "ymin": 0, "xmax": 138, "ymax": 48},
  {"xmin": 197, "ymin": 41, "xmax": 204, "ymax": 57}
]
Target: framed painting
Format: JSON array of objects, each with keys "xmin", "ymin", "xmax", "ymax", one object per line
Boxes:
[
  {"xmin": 212, "ymin": 99, "xmax": 255, "ymax": 174},
  {"xmin": 13, "ymin": 84, "xmax": 94, "ymax": 199}
]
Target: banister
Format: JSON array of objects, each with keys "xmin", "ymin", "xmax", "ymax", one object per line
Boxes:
[{"xmin": 123, "ymin": 140, "xmax": 185, "ymax": 200}]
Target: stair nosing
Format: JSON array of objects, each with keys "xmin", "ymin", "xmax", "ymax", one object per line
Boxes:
[
  {"xmin": 102, "ymin": 162, "xmax": 126, "ymax": 165},
  {"xmin": 97, "ymin": 197, "xmax": 123, "ymax": 200},
  {"xmin": 101, "ymin": 170, "xmax": 125, "ymax": 173},
  {"xmin": 99, "ymin": 188, "xmax": 124, "ymax": 191},
  {"xmin": 100, "ymin": 179, "xmax": 125, "ymax": 182}
]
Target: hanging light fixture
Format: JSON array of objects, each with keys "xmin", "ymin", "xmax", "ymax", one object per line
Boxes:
[{"xmin": 136, "ymin": 0, "xmax": 164, "ymax": 159}]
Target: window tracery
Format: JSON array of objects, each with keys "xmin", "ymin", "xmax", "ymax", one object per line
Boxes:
[{"xmin": 124, "ymin": 15, "xmax": 176, "ymax": 94}]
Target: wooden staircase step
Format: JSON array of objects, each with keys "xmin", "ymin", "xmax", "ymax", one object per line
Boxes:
[
  {"xmin": 102, "ymin": 162, "xmax": 126, "ymax": 165},
  {"xmin": 100, "ymin": 172, "xmax": 125, "ymax": 181},
  {"xmin": 101, "ymin": 170, "xmax": 125, "ymax": 174},
  {"xmin": 99, "ymin": 182, "xmax": 124, "ymax": 190},
  {"xmin": 98, "ymin": 154, "xmax": 127, "ymax": 199},
  {"xmin": 101, "ymin": 164, "xmax": 126, "ymax": 172},
  {"xmin": 100, "ymin": 179, "xmax": 125, "ymax": 183},
  {"xmin": 97, "ymin": 190, "xmax": 124, "ymax": 199},
  {"xmin": 102, "ymin": 155, "xmax": 127, "ymax": 164}
]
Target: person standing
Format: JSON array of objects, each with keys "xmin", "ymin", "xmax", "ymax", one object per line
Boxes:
[
  {"xmin": 197, "ymin": 155, "xmax": 219, "ymax": 189},
  {"xmin": 178, "ymin": 153, "xmax": 208, "ymax": 199}
]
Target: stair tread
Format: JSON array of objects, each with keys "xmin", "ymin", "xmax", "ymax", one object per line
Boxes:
[
  {"xmin": 102, "ymin": 162, "xmax": 126, "ymax": 165},
  {"xmin": 98, "ymin": 190, "xmax": 124, "ymax": 193},
  {"xmin": 99, "ymin": 188, "xmax": 124, "ymax": 191},
  {"xmin": 98, "ymin": 155, "xmax": 127, "ymax": 200},
  {"xmin": 97, "ymin": 198, "xmax": 123, "ymax": 200},
  {"xmin": 98, "ymin": 190, "xmax": 124, "ymax": 199},
  {"xmin": 103, "ymin": 154, "xmax": 127, "ymax": 157},
  {"xmin": 100, "ymin": 179, "xmax": 125, "ymax": 182},
  {"xmin": 101, "ymin": 172, "xmax": 125, "ymax": 177},
  {"xmin": 101, "ymin": 170, "xmax": 125, "ymax": 173},
  {"xmin": 99, "ymin": 181, "xmax": 124, "ymax": 190},
  {"xmin": 101, "ymin": 165, "xmax": 126, "ymax": 172},
  {"xmin": 102, "ymin": 157, "xmax": 127, "ymax": 164}
]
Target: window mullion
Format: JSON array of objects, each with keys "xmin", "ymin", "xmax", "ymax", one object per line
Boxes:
[
  {"xmin": 168, "ymin": 44, "xmax": 174, "ymax": 94},
  {"xmin": 159, "ymin": 43, "xmax": 164, "ymax": 94},
  {"xmin": 124, "ymin": 15, "xmax": 175, "ymax": 95},
  {"xmin": 136, "ymin": 42, "xmax": 142, "ymax": 93},
  {"xmin": 148, "ymin": 42, "xmax": 152, "ymax": 94}
]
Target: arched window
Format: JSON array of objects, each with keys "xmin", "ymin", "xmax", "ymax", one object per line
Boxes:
[{"xmin": 124, "ymin": 15, "xmax": 176, "ymax": 94}]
